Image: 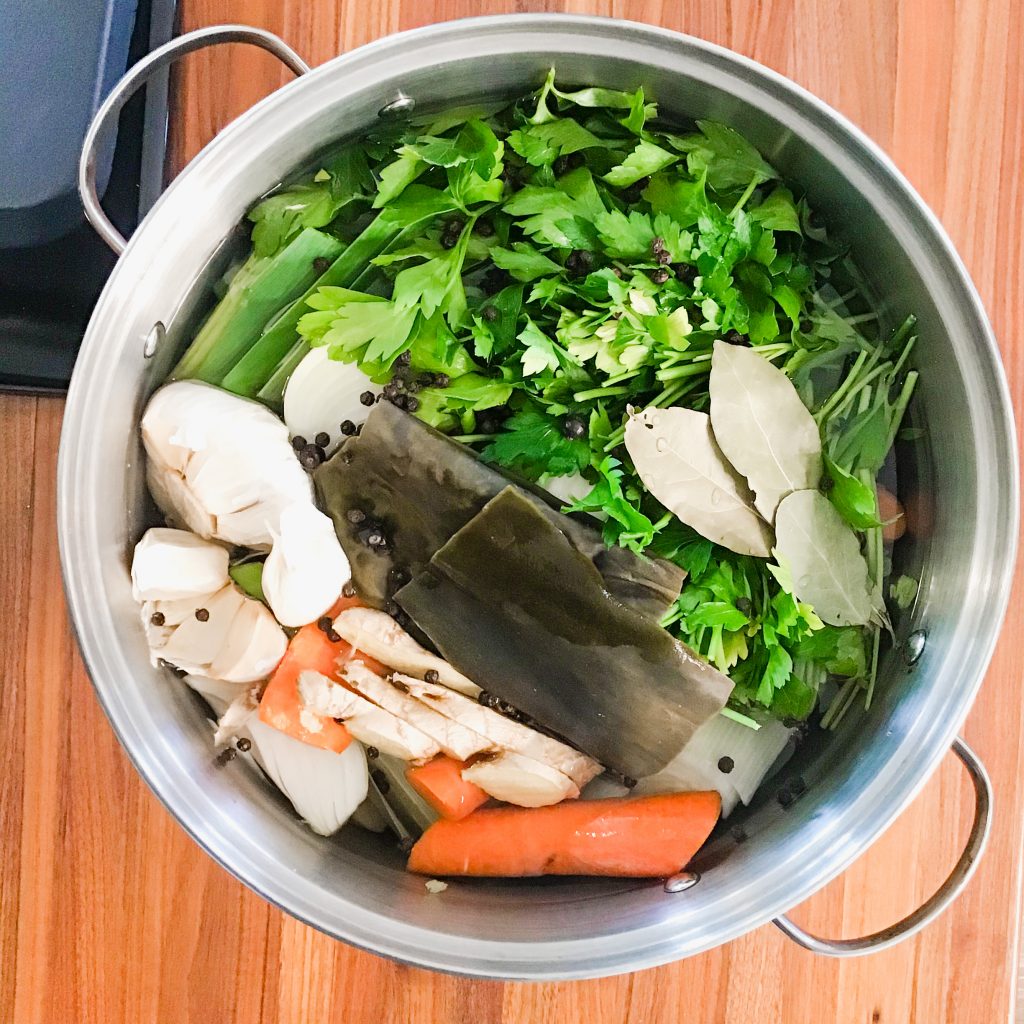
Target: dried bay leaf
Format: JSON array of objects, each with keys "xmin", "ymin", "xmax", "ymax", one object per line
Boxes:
[
  {"xmin": 625, "ymin": 406, "xmax": 774, "ymax": 557},
  {"xmin": 774, "ymin": 489, "xmax": 879, "ymax": 627},
  {"xmin": 710, "ymin": 341, "xmax": 822, "ymax": 522}
]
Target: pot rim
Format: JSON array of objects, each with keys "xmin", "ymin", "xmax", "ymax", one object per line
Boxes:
[{"xmin": 58, "ymin": 13, "xmax": 1019, "ymax": 978}]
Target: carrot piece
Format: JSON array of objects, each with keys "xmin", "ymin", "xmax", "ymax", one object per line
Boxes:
[
  {"xmin": 406, "ymin": 791, "xmax": 721, "ymax": 878},
  {"xmin": 406, "ymin": 757, "xmax": 489, "ymax": 821},
  {"xmin": 258, "ymin": 596, "xmax": 386, "ymax": 752},
  {"xmin": 877, "ymin": 485, "xmax": 906, "ymax": 542}
]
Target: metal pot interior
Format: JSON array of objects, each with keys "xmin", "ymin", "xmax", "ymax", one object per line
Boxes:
[{"xmin": 59, "ymin": 18, "xmax": 1016, "ymax": 978}]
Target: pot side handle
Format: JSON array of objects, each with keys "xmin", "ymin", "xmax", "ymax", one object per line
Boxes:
[
  {"xmin": 772, "ymin": 737, "xmax": 992, "ymax": 957},
  {"xmin": 78, "ymin": 24, "xmax": 310, "ymax": 255}
]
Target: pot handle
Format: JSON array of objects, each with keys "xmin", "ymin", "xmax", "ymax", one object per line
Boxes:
[
  {"xmin": 79, "ymin": 24, "xmax": 310, "ymax": 255},
  {"xmin": 772, "ymin": 737, "xmax": 991, "ymax": 957}
]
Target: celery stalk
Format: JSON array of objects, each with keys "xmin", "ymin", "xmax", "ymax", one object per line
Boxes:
[
  {"xmin": 171, "ymin": 227, "xmax": 344, "ymax": 384},
  {"xmin": 220, "ymin": 188, "xmax": 461, "ymax": 398}
]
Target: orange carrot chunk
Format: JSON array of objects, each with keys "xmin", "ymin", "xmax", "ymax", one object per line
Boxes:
[
  {"xmin": 258, "ymin": 596, "xmax": 386, "ymax": 753},
  {"xmin": 407, "ymin": 757, "xmax": 490, "ymax": 821},
  {"xmin": 406, "ymin": 791, "xmax": 721, "ymax": 878}
]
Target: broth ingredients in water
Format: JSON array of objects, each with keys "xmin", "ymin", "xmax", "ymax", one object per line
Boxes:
[{"xmin": 128, "ymin": 70, "xmax": 918, "ymax": 877}]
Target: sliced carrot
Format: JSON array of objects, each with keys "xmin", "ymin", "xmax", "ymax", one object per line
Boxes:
[
  {"xmin": 406, "ymin": 791, "xmax": 721, "ymax": 878},
  {"xmin": 258, "ymin": 596, "xmax": 386, "ymax": 752},
  {"xmin": 406, "ymin": 757, "xmax": 489, "ymax": 821}
]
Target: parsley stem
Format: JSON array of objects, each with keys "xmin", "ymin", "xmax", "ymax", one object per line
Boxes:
[
  {"xmin": 656, "ymin": 357, "xmax": 712, "ymax": 382},
  {"xmin": 883, "ymin": 371, "xmax": 919, "ymax": 453},
  {"xmin": 573, "ymin": 384, "xmax": 629, "ymax": 401},
  {"xmin": 814, "ymin": 351, "xmax": 867, "ymax": 422},
  {"xmin": 730, "ymin": 174, "xmax": 761, "ymax": 218},
  {"xmin": 720, "ymin": 706, "xmax": 762, "ymax": 730},
  {"xmin": 449, "ymin": 433, "xmax": 494, "ymax": 443}
]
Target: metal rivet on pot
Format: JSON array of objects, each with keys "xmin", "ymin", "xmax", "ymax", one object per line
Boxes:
[
  {"xmin": 905, "ymin": 629, "xmax": 927, "ymax": 665},
  {"xmin": 378, "ymin": 93, "xmax": 415, "ymax": 118},
  {"xmin": 143, "ymin": 321, "xmax": 165, "ymax": 359},
  {"xmin": 664, "ymin": 871, "xmax": 700, "ymax": 893}
]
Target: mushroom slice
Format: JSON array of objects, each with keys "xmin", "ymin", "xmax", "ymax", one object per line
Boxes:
[
  {"xmin": 397, "ymin": 675, "xmax": 601, "ymax": 788},
  {"xmin": 461, "ymin": 751, "xmax": 579, "ymax": 808},
  {"xmin": 342, "ymin": 663, "xmax": 492, "ymax": 761},
  {"xmin": 131, "ymin": 528, "xmax": 228, "ymax": 602},
  {"xmin": 297, "ymin": 671, "xmax": 440, "ymax": 762},
  {"xmin": 333, "ymin": 607, "xmax": 479, "ymax": 697}
]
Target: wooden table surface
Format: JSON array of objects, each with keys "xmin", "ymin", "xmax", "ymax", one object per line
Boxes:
[{"xmin": 2, "ymin": 1, "xmax": 1022, "ymax": 1021}]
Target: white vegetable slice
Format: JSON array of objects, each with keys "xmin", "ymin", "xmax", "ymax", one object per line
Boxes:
[
  {"xmin": 261, "ymin": 503, "xmax": 348, "ymax": 627},
  {"xmin": 342, "ymin": 663, "xmax": 492, "ymax": 761},
  {"xmin": 297, "ymin": 671, "xmax": 440, "ymax": 762},
  {"xmin": 283, "ymin": 346, "xmax": 380, "ymax": 455},
  {"xmin": 624, "ymin": 406, "xmax": 774, "ymax": 557},
  {"xmin": 183, "ymin": 674, "xmax": 246, "ymax": 717},
  {"xmin": 462, "ymin": 751, "xmax": 579, "ymax": 808},
  {"xmin": 213, "ymin": 682, "xmax": 261, "ymax": 746},
  {"xmin": 397, "ymin": 675, "xmax": 601, "ymax": 787},
  {"xmin": 333, "ymin": 607, "xmax": 480, "ymax": 697},
  {"xmin": 131, "ymin": 528, "xmax": 228, "ymax": 602},
  {"xmin": 247, "ymin": 718, "xmax": 368, "ymax": 836}
]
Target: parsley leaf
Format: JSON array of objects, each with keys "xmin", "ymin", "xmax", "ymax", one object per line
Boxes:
[
  {"xmin": 507, "ymin": 118, "xmax": 605, "ymax": 166},
  {"xmin": 603, "ymin": 140, "xmax": 678, "ymax": 187},
  {"xmin": 491, "ymin": 243, "xmax": 563, "ymax": 281},
  {"xmin": 481, "ymin": 408, "xmax": 590, "ymax": 479},
  {"xmin": 673, "ymin": 120, "xmax": 778, "ymax": 191}
]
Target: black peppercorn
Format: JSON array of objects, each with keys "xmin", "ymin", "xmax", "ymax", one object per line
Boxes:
[
  {"xmin": 395, "ymin": 350, "xmax": 412, "ymax": 367},
  {"xmin": 562, "ymin": 416, "xmax": 586, "ymax": 440},
  {"xmin": 482, "ymin": 304, "xmax": 499, "ymax": 322},
  {"xmin": 195, "ymin": 607, "xmax": 209, "ymax": 622},
  {"xmin": 405, "ymin": 396, "xmax": 419, "ymax": 412},
  {"xmin": 341, "ymin": 581, "xmax": 356, "ymax": 598},
  {"xmin": 236, "ymin": 737, "xmax": 252, "ymax": 752},
  {"xmin": 432, "ymin": 373, "xmax": 450, "ymax": 389},
  {"xmin": 723, "ymin": 329, "xmax": 747, "ymax": 346},
  {"xmin": 150, "ymin": 611, "xmax": 165, "ymax": 626},
  {"xmin": 359, "ymin": 390, "xmax": 375, "ymax": 406},
  {"xmin": 735, "ymin": 596, "xmax": 753, "ymax": 616},
  {"xmin": 475, "ymin": 218, "xmax": 494, "ymax": 237},
  {"xmin": 423, "ymin": 669, "xmax": 439, "ymax": 684},
  {"xmin": 291, "ymin": 435, "xmax": 307, "ymax": 451},
  {"xmin": 673, "ymin": 263, "xmax": 697, "ymax": 284},
  {"xmin": 298, "ymin": 449, "xmax": 320, "ymax": 472},
  {"xmin": 366, "ymin": 745, "xmax": 379, "ymax": 760},
  {"xmin": 339, "ymin": 420, "xmax": 356, "ymax": 436},
  {"xmin": 718, "ymin": 756, "xmax": 735, "ymax": 774},
  {"xmin": 650, "ymin": 268, "xmax": 670, "ymax": 284},
  {"xmin": 317, "ymin": 616, "xmax": 333, "ymax": 634},
  {"xmin": 565, "ymin": 248, "xmax": 594, "ymax": 277},
  {"xmin": 314, "ymin": 431, "xmax": 330, "ymax": 448},
  {"xmin": 346, "ymin": 508, "xmax": 366, "ymax": 524}
]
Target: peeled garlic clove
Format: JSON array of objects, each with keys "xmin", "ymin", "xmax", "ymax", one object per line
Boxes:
[
  {"xmin": 209, "ymin": 596, "xmax": 288, "ymax": 682},
  {"xmin": 261, "ymin": 503, "xmax": 348, "ymax": 627},
  {"xmin": 213, "ymin": 682, "xmax": 262, "ymax": 746},
  {"xmin": 159, "ymin": 584, "xmax": 246, "ymax": 672},
  {"xmin": 183, "ymin": 674, "xmax": 248, "ymax": 718},
  {"xmin": 131, "ymin": 528, "xmax": 229, "ymax": 602}
]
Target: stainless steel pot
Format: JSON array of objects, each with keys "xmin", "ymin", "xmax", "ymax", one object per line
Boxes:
[{"xmin": 60, "ymin": 17, "xmax": 1017, "ymax": 978}]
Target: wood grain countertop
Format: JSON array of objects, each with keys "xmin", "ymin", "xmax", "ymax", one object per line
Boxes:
[{"xmin": 2, "ymin": 2, "xmax": 1022, "ymax": 1021}]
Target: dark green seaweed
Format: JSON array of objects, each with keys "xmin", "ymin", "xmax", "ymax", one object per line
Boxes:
[
  {"xmin": 396, "ymin": 487, "xmax": 734, "ymax": 778},
  {"xmin": 314, "ymin": 402, "xmax": 684, "ymax": 616}
]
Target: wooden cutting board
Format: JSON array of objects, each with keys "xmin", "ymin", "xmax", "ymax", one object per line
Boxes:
[{"xmin": 2, "ymin": 1, "xmax": 1022, "ymax": 1021}]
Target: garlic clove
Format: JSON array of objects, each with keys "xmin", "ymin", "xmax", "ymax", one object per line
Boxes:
[
  {"xmin": 145, "ymin": 461, "xmax": 216, "ymax": 539},
  {"xmin": 261, "ymin": 503, "xmax": 348, "ymax": 627},
  {"xmin": 209, "ymin": 596, "xmax": 288, "ymax": 683},
  {"xmin": 131, "ymin": 527, "xmax": 229, "ymax": 602},
  {"xmin": 183, "ymin": 674, "xmax": 248, "ymax": 718},
  {"xmin": 159, "ymin": 584, "xmax": 246, "ymax": 671}
]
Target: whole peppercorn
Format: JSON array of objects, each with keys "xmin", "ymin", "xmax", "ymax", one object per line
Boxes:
[
  {"xmin": 674, "ymin": 263, "xmax": 697, "ymax": 285},
  {"xmin": 314, "ymin": 432, "xmax": 330, "ymax": 448},
  {"xmin": 194, "ymin": 607, "xmax": 210, "ymax": 622},
  {"xmin": 475, "ymin": 218, "xmax": 494, "ymax": 237},
  {"xmin": 339, "ymin": 420, "xmax": 356, "ymax": 436},
  {"xmin": 723, "ymin": 329, "xmax": 748, "ymax": 346},
  {"xmin": 359, "ymin": 390, "xmax": 375, "ymax": 407},
  {"xmin": 290, "ymin": 435, "xmax": 307, "ymax": 451},
  {"xmin": 565, "ymin": 249, "xmax": 594, "ymax": 278},
  {"xmin": 650, "ymin": 268, "xmax": 670, "ymax": 284},
  {"xmin": 482, "ymin": 305, "xmax": 499, "ymax": 322},
  {"xmin": 562, "ymin": 416, "xmax": 586, "ymax": 440}
]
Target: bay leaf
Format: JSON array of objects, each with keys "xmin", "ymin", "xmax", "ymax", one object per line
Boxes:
[
  {"xmin": 709, "ymin": 341, "xmax": 822, "ymax": 521},
  {"xmin": 625, "ymin": 406, "xmax": 774, "ymax": 557},
  {"xmin": 774, "ymin": 489, "xmax": 878, "ymax": 627}
]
